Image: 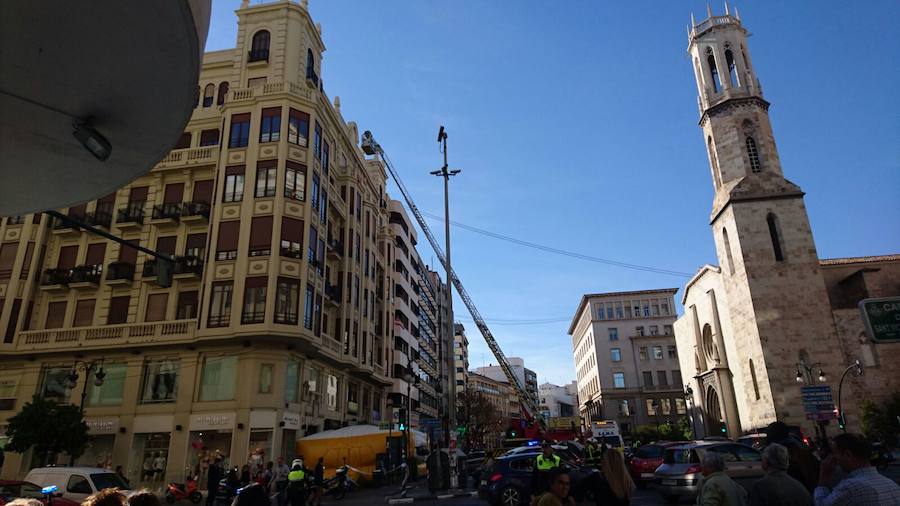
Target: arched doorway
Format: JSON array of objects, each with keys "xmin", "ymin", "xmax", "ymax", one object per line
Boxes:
[{"xmin": 706, "ymin": 386, "xmax": 723, "ymax": 434}]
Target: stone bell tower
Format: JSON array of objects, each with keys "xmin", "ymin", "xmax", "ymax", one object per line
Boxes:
[{"xmin": 687, "ymin": 6, "xmax": 843, "ymax": 430}]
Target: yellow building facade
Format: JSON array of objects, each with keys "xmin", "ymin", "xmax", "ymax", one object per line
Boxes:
[{"xmin": 0, "ymin": 1, "xmax": 403, "ymax": 484}]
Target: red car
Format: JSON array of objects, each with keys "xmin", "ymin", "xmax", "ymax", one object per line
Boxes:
[
  {"xmin": 0, "ymin": 480, "xmax": 80, "ymax": 506},
  {"xmin": 627, "ymin": 442, "xmax": 685, "ymax": 487}
]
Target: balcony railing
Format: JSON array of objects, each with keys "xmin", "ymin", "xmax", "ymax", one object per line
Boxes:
[
  {"xmin": 241, "ymin": 311, "xmax": 266, "ymax": 324},
  {"xmin": 16, "ymin": 319, "xmax": 196, "ymax": 352},
  {"xmin": 70, "ymin": 264, "xmax": 102, "ymax": 284},
  {"xmin": 248, "ymin": 49, "xmax": 269, "ymax": 62},
  {"xmin": 326, "ymin": 238, "xmax": 344, "ymax": 256},
  {"xmin": 181, "ymin": 201, "xmax": 211, "ymax": 220},
  {"xmin": 324, "ymin": 282, "xmax": 341, "ymax": 303},
  {"xmin": 174, "ymin": 255, "xmax": 203, "ymax": 277},
  {"xmin": 155, "ymin": 146, "xmax": 219, "ymax": 169},
  {"xmin": 306, "ymin": 67, "xmax": 319, "ymax": 88},
  {"xmin": 142, "ymin": 259, "xmax": 160, "ymax": 278},
  {"xmin": 106, "ymin": 262, "xmax": 135, "ymax": 282},
  {"xmin": 52, "ymin": 213, "xmax": 84, "ymax": 230},
  {"xmin": 41, "ymin": 268, "xmax": 72, "ymax": 286},
  {"xmin": 116, "ymin": 202, "xmax": 145, "ymax": 225},
  {"xmin": 280, "ymin": 247, "xmax": 303, "ymax": 259},
  {"xmin": 84, "ymin": 210, "xmax": 112, "ymax": 229},
  {"xmin": 152, "ymin": 203, "xmax": 182, "ymax": 221}
]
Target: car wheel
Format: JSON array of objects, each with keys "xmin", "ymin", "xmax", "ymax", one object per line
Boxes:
[
  {"xmin": 499, "ymin": 486, "xmax": 522, "ymax": 506},
  {"xmin": 662, "ymin": 493, "xmax": 679, "ymax": 503},
  {"xmin": 189, "ymin": 492, "xmax": 202, "ymax": 504},
  {"xmin": 164, "ymin": 493, "xmax": 176, "ymax": 504}
]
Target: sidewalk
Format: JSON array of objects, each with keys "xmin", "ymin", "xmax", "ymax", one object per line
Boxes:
[{"xmin": 382, "ymin": 479, "xmax": 477, "ymax": 505}]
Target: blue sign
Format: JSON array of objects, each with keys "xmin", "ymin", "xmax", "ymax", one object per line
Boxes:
[{"xmin": 419, "ymin": 418, "xmax": 442, "ymax": 429}]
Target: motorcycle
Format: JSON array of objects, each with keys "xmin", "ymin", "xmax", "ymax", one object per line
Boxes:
[
  {"xmin": 870, "ymin": 441, "xmax": 897, "ymax": 471},
  {"xmin": 165, "ymin": 476, "xmax": 202, "ymax": 504},
  {"xmin": 213, "ymin": 477, "xmax": 240, "ymax": 506},
  {"xmin": 322, "ymin": 465, "xmax": 355, "ymax": 500}
]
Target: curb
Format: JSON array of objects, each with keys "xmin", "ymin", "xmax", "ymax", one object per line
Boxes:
[{"xmin": 385, "ymin": 491, "xmax": 477, "ymax": 504}]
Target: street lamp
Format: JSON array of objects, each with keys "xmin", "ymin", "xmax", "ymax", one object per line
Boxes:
[
  {"xmin": 65, "ymin": 359, "xmax": 105, "ymax": 464},
  {"xmin": 794, "ymin": 360, "xmax": 830, "ymax": 445},
  {"xmin": 684, "ymin": 385, "xmax": 699, "ymax": 439},
  {"xmin": 837, "ymin": 360, "xmax": 863, "ymax": 432}
]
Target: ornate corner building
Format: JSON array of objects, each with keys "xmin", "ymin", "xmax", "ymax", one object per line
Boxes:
[
  {"xmin": 674, "ymin": 8, "xmax": 900, "ymax": 438},
  {"xmin": 0, "ymin": 0, "xmax": 451, "ymax": 483}
]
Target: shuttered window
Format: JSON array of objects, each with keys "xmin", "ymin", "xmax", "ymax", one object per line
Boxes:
[
  {"xmin": 129, "ymin": 186, "xmax": 149, "ymax": 204},
  {"xmin": 216, "ymin": 221, "xmax": 240, "ymax": 260},
  {"xmin": 192, "ymin": 180, "xmax": 214, "ymax": 203},
  {"xmin": 46, "ymin": 301, "xmax": 67, "ymax": 329},
  {"xmin": 185, "ymin": 233, "xmax": 207, "ymax": 258},
  {"xmin": 108, "ymin": 296, "xmax": 130, "ymax": 325},
  {"xmin": 19, "ymin": 242, "xmax": 35, "ymax": 280},
  {"xmin": 0, "ymin": 243, "xmax": 17, "ymax": 280},
  {"xmin": 280, "ymin": 218, "xmax": 304, "ymax": 258},
  {"xmin": 163, "ymin": 183, "xmax": 185, "ymax": 204},
  {"xmin": 156, "ymin": 236, "xmax": 177, "ymax": 257},
  {"xmin": 73, "ymin": 299, "xmax": 96, "ymax": 327},
  {"xmin": 145, "ymin": 293, "xmax": 169, "ymax": 322},
  {"xmin": 57, "ymin": 245, "xmax": 78, "ymax": 270},
  {"xmin": 4, "ymin": 299, "xmax": 21, "ymax": 343},
  {"xmin": 85, "ymin": 243, "xmax": 107, "ymax": 266},
  {"xmin": 69, "ymin": 203, "xmax": 87, "ymax": 218},
  {"xmin": 176, "ymin": 291, "xmax": 199, "ymax": 319},
  {"xmin": 199, "ymin": 129, "xmax": 219, "ymax": 147},
  {"xmin": 249, "ymin": 216, "xmax": 273, "ymax": 256},
  {"xmin": 118, "ymin": 240, "xmax": 139, "ymax": 265}
]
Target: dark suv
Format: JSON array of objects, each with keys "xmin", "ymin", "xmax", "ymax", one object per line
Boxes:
[{"xmin": 478, "ymin": 451, "xmax": 597, "ymax": 506}]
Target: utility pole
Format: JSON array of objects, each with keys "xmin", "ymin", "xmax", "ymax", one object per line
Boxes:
[{"xmin": 431, "ymin": 126, "xmax": 459, "ymax": 442}]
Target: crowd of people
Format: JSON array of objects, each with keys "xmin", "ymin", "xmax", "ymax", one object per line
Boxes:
[{"xmin": 202, "ymin": 454, "xmax": 326, "ymax": 506}]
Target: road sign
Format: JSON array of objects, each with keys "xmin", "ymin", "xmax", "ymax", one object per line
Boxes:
[
  {"xmin": 860, "ymin": 297, "xmax": 900, "ymax": 343},
  {"xmin": 801, "ymin": 385, "xmax": 836, "ymax": 421},
  {"xmin": 419, "ymin": 417, "xmax": 442, "ymax": 429}
]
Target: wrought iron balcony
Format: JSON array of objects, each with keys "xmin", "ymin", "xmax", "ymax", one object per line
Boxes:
[
  {"xmin": 280, "ymin": 247, "xmax": 303, "ymax": 259},
  {"xmin": 181, "ymin": 201, "xmax": 211, "ymax": 220},
  {"xmin": 326, "ymin": 238, "xmax": 344, "ymax": 257},
  {"xmin": 41, "ymin": 268, "xmax": 72, "ymax": 286},
  {"xmin": 106, "ymin": 261, "xmax": 135, "ymax": 282},
  {"xmin": 70, "ymin": 264, "xmax": 102, "ymax": 285},
  {"xmin": 151, "ymin": 203, "xmax": 182, "ymax": 221},
  {"xmin": 116, "ymin": 202, "xmax": 145, "ymax": 225},
  {"xmin": 52, "ymin": 213, "xmax": 84, "ymax": 230},
  {"xmin": 324, "ymin": 282, "xmax": 341, "ymax": 303},
  {"xmin": 174, "ymin": 255, "xmax": 204, "ymax": 277},
  {"xmin": 84, "ymin": 210, "xmax": 112, "ymax": 229}
]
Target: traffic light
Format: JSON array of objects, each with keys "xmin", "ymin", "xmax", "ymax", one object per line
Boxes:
[
  {"xmin": 838, "ymin": 411, "xmax": 846, "ymax": 431},
  {"xmin": 398, "ymin": 408, "xmax": 407, "ymax": 431},
  {"xmin": 157, "ymin": 257, "xmax": 174, "ymax": 288},
  {"xmin": 720, "ymin": 422, "xmax": 727, "ymax": 436},
  {"xmin": 457, "ymin": 426, "xmax": 467, "ymax": 435}
]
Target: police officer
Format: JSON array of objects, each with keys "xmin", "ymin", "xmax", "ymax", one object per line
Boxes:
[
  {"xmin": 286, "ymin": 458, "xmax": 307, "ymax": 506},
  {"xmin": 531, "ymin": 441, "xmax": 561, "ymax": 501},
  {"xmin": 585, "ymin": 440, "xmax": 599, "ymax": 468}
]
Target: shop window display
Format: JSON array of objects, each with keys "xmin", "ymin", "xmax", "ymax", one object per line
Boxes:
[{"xmin": 128, "ymin": 433, "xmax": 171, "ymax": 487}]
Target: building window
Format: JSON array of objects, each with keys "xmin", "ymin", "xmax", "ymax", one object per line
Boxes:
[
  {"xmin": 636, "ymin": 326, "xmax": 645, "ymax": 337},
  {"xmin": 223, "ymin": 166, "xmax": 245, "ymax": 202},
  {"xmin": 199, "ymin": 129, "xmax": 220, "ymax": 147},
  {"xmin": 643, "ymin": 304, "xmax": 650, "ymax": 317},
  {"xmin": 280, "ymin": 217, "xmax": 304, "ymax": 259},
  {"xmin": 313, "ymin": 122, "xmax": 322, "ymax": 159},
  {"xmin": 258, "ymin": 364, "xmax": 274, "ymax": 394},
  {"xmin": 86, "ymin": 363, "xmax": 126, "ymax": 406},
  {"xmin": 606, "ymin": 306, "xmax": 614, "ymax": 320},
  {"xmin": 597, "ymin": 304, "xmax": 605, "ymax": 320},
  {"xmin": 241, "ymin": 277, "xmax": 267, "ymax": 324},
  {"xmin": 615, "ymin": 302, "xmax": 623, "ymax": 319},
  {"xmin": 722, "ymin": 228, "xmax": 736, "ymax": 274},
  {"xmin": 650, "ymin": 325, "xmax": 659, "ymax": 336},
  {"xmin": 675, "ymin": 398, "xmax": 687, "ymax": 415},
  {"xmin": 646, "ymin": 399, "xmax": 658, "ymax": 416},
  {"xmin": 39, "ymin": 367, "xmax": 72, "ymax": 402},
  {"xmin": 653, "ymin": 346, "xmax": 663, "ymax": 360},
  {"xmin": 326, "ymin": 374, "xmax": 338, "ymax": 410},
  {"xmin": 199, "ymin": 356, "xmax": 237, "ymax": 401},
  {"xmin": 73, "ymin": 299, "xmax": 95, "ymax": 327},
  {"xmin": 208, "ymin": 282, "xmax": 233, "ymax": 327},
  {"xmin": 322, "ymin": 140, "xmax": 330, "ymax": 175},
  {"xmin": 657, "ymin": 371, "xmax": 668, "ymax": 386},
  {"xmin": 613, "ymin": 372, "xmax": 625, "ymax": 389},
  {"xmin": 618, "ymin": 399, "xmax": 630, "ymax": 416},
  {"xmin": 145, "ymin": 293, "xmax": 168, "ymax": 322},
  {"xmin": 708, "ymin": 136, "xmax": 722, "ymax": 188},
  {"xmin": 228, "ymin": 113, "xmax": 251, "ymax": 148},
  {"xmin": 664, "ymin": 325, "xmax": 674, "ymax": 336},
  {"xmin": 202, "ymin": 84, "xmax": 215, "ymax": 107},
  {"xmin": 216, "ymin": 221, "xmax": 240, "ymax": 261},
  {"xmin": 304, "ymin": 284, "xmax": 314, "ymax": 330},
  {"xmin": 107, "ymin": 297, "xmax": 129, "ymax": 325},
  {"xmin": 643, "ymin": 371, "xmax": 654, "ymax": 387},
  {"xmin": 660, "ymin": 398, "xmax": 672, "ymax": 415},
  {"xmin": 285, "ymin": 162, "xmax": 306, "ymax": 201},
  {"xmin": 174, "ymin": 132, "xmax": 191, "ymax": 149},
  {"xmin": 749, "ymin": 359, "xmax": 761, "ymax": 400},
  {"xmin": 766, "ymin": 213, "xmax": 785, "ymax": 261},
  {"xmin": 610, "ymin": 348, "xmax": 621, "ymax": 362},
  {"xmin": 259, "ymin": 107, "xmax": 281, "ymax": 143},
  {"xmin": 249, "ymin": 30, "xmax": 270, "ymax": 62},
  {"xmin": 746, "ymin": 136, "xmax": 761, "ymax": 173},
  {"xmin": 661, "ymin": 302, "xmax": 670, "ymax": 316},
  {"xmin": 216, "ymin": 82, "xmax": 229, "ymax": 105},
  {"xmin": 275, "ymin": 277, "xmax": 300, "ymax": 325},
  {"xmin": 255, "ymin": 164, "xmax": 277, "ymax": 198},
  {"xmin": 310, "ymin": 173, "xmax": 320, "ymax": 211},
  {"xmin": 288, "ymin": 109, "xmax": 310, "ymax": 146},
  {"xmin": 672, "ymin": 369, "xmax": 682, "ymax": 386},
  {"xmin": 608, "ymin": 328, "xmax": 618, "ymax": 341},
  {"xmin": 725, "ymin": 47, "xmax": 740, "ymax": 87},
  {"xmin": 140, "ymin": 359, "xmax": 179, "ymax": 403},
  {"xmin": 667, "ymin": 345, "xmax": 677, "ymax": 358},
  {"xmin": 639, "ymin": 347, "xmax": 648, "ymax": 361},
  {"xmin": 176, "ymin": 291, "xmax": 199, "ymax": 320},
  {"xmin": 285, "ymin": 360, "xmax": 300, "ymax": 403},
  {"xmin": 707, "ymin": 47, "xmax": 721, "ymax": 93},
  {"xmin": 248, "ymin": 216, "xmax": 273, "ymax": 257}
]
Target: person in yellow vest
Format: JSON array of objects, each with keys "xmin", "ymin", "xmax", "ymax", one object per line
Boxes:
[
  {"xmin": 531, "ymin": 441, "xmax": 562, "ymax": 502},
  {"xmin": 286, "ymin": 458, "xmax": 307, "ymax": 506}
]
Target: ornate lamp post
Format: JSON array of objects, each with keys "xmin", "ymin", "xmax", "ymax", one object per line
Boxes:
[
  {"xmin": 837, "ymin": 360, "xmax": 863, "ymax": 432},
  {"xmin": 684, "ymin": 385, "xmax": 699, "ymax": 438},
  {"xmin": 795, "ymin": 360, "xmax": 830, "ymax": 445},
  {"xmin": 64, "ymin": 359, "xmax": 105, "ymax": 465}
]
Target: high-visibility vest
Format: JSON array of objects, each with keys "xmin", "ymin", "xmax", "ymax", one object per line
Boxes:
[
  {"xmin": 536, "ymin": 454, "xmax": 560, "ymax": 471},
  {"xmin": 288, "ymin": 469, "xmax": 305, "ymax": 482}
]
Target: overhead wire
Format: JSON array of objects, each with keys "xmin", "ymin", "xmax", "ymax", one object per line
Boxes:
[{"xmin": 420, "ymin": 210, "xmax": 693, "ymax": 278}]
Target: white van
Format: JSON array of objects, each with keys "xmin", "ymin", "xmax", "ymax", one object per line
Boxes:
[{"xmin": 23, "ymin": 467, "xmax": 131, "ymax": 503}]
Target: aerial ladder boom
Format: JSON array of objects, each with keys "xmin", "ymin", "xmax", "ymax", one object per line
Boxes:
[{"xmin": 361, "ymin": 131, "xmax": 546, "ymax": 432}]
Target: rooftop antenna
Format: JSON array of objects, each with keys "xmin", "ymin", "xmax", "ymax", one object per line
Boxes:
[
  {"xmin": 691, "ymin": 12, "xmax": 696, "ymax": 27},
  {"xmin": 734, "ymin": 7, "xmax": 740, "ymax": 20},
  {"xmin": 707, "ymin": 4, "xmax": 713, "ymax": 17},
  {"xmin": 724, "ymin": 1, "xmax": 730, "ymax": 16}
]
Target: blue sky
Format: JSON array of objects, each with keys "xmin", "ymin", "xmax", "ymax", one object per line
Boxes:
[{"xmin": 206, "ymin": 1, "xmax": 900, "ymax": 385}]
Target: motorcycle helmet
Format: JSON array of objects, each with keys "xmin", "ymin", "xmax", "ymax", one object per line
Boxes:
[{"xmin": 291, "ymin": 459, "xmax": 303, "ymax": 469}]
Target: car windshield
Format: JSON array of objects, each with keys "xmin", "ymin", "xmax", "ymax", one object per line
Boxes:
[
  {"xmin": 91, "ymin": 473, "xmax": 131, "ymax": 490},
  {"xmin": 601, "ymin": 436, "xmax": 622, "ymax": 447},
  {"xmin": 664, "ymin": 448, "xmax": 699, "ymax": 464},
  {"xmin": 636, "ymin": 445, "xmax": 664, "ymax": 458}
]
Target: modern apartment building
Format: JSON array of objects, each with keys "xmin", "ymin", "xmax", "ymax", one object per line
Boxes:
[
  {"xmin": 0, "ymin": 0, "xmax": 423, "ymax": 483},
  {"xmin": 568, "ymin": 289, "xmax": 684, "ymax": 435},
  {"xmin": 453, "ymin": 323, "xmax": 469, "ymax": 393},
  {"xmin": 473, "ymin": 357, "xmax": 538, "ymax": 407},
  {"xmin": 538, "ymin": 382, "xmax": 578, "ymax": 419}
]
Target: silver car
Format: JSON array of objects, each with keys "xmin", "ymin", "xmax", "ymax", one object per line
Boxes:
[{"xmin": 653, "ymin": 441, "xmax": 763, "ymax": 503}]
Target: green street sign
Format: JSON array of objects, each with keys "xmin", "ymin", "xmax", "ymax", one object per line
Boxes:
[{"xmin": 860, "ymin": 297, "xmax": 900, "ymax": 343}]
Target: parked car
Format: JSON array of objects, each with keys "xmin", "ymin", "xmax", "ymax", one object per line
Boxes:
[
  {"xmin": 478, "ymin": 452, "xmax": 597, "ymax": 506},
  {"xmin": 736, "ymin": 433, "xmax": 766, "ymax": 450},
  {"xmin": 503, "ymin": 444, "xmax": 581, "ymax": 464},
  {"xmin": 653, "ymin": 442, "xmax": 763, "ymax": 503},
  {"xmin": 627, "ymin": 442, "xmax": 685, "ymax": 487},
  {"xmin": 0, "ymin": 480, "xmax": 80, "ymax": 506},
  {"xmin": 24, "ymin": 468, "xmax": 131, "ymax": 503}
]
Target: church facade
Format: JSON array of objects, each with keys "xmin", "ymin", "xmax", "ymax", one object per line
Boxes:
[{"xmin": 673, "ymin": 8, "xmax": 900, "ymax": 440}]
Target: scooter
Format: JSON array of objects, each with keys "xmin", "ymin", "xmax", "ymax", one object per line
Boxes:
[
  {"xmin": 165, "ymin": 476, "xmax": 202, "ymax": 504},
  {"xmin": 322, "ymin": 466, "xmax": 355, "ymax": 500}
]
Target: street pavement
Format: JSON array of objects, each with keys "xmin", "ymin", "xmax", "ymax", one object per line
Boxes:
[{"xmin": 318, "ymin": 460, "xmax": 900, "ymax": 506}]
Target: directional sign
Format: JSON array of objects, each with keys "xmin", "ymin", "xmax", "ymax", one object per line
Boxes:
[
  {"xmin": 419, "ymin": 417, "xmax": 442, "ymax": 429},
  {"xmin": 801, "ymin": 386, "xmax": 836, "ymax": 420},
  {"xmin": 860, "ymin": 297, "xmax": 900, "ymax": 343}
]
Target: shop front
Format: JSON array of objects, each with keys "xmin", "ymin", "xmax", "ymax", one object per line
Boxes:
[
  {"xmin": 129, "ymin": 415, "xmax": 174, "ymax": 488},
  {"xmin": 248, "ymin": 411, "xmax": 275, "ymax": 470},
  {"xmin": 188, "ymin": 412, "xmax": 234, "ymax": 488},
  {"xmin": 280, "ymin": 412, "xmax": 299, "ymax": 460},
  {"xmin": 75, "ymin": 418, "xmax": 119, "ymax": 469}
]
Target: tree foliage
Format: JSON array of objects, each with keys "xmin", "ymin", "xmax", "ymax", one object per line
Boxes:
[
  {"xmin": 459, "ymin": 390, "xmax": 503, "ymax": 448},
  {"xmin": 859, "ymin": 392, "xmax": 900, "ymax": 446},
  {"xmin": 5, "ymin": 396, "xmax": 90, "ymax": 464},
  {"xmin": 633, "ymin": 417, "xmax": 693, "ymax": 443}
]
